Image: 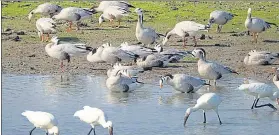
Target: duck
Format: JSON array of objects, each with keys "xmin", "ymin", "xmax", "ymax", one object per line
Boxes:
[
  {"xmin": 191, "ymin": 48, "xmax": 238, "ymax": 86},
  {"xmin": 93, "ymin": 1, "xmax": 134, "ymax": 12},
  {"xmin": 52, "ymin": 7, "xmax": 97, "ymax": 32},
  {"xmin": 244, "ymin": 50, "xmax": 279, "ymax": 65},
  {"xmin": 207, "ymin": 10, "xmax": 235, "ymax": 33},
  {"xmin": 245, "ymin": 8, "xmax": 277, "ymax": 43},
  {"xmin": 162, "ymin": 21, "xmax": 209, "ymax": 47},
  {"xmin": 99, "ymin": 6, "xmax": 129, "ymax": 27},
  {"xmin": 28, "ymin": 3, "xmax": 62, "ymax": 22},
  {"xmin": 36, "ymin": 18, "xmax": 57, "ymax": 42},
  {"xmin": 159, "ymin": 74, "xmax": 209, "ymax": 93},
  {"xmin": 135, "ymin": 8, "xmax": 164, "ymax": 46}
]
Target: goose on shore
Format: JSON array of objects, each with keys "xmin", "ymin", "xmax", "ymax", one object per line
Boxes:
[
  {"xmin": 245, "ymin": 8, "xmax": 277, "ymax": 43},
  {"xmin": 107, "ymin": 63, "xmax": 144, "ymax": 77},
  {"xmin": 162, "ymin": 21, "xmax": 209, "ymax": 47},
  {"xmin": 93, "ymin": 1, "xmax": 134, "ymax": 12},
  {"xmin": 244, "ymin": 50, "xmax": 279, "ymax": 65},
  {"xmin": 136, "ymin": 55, "xmax": 170, "ymax": 69},
  {"xmin": 22, "ymin": 110, "xmax": 59, "ymax": 135},
  {"xmin": 238, "ymin": 80, "xmax": 279, "ymax": 110},
  {"xmin": 87, "ymin": 46, "xmax": 105, "ymax": 63},
  {"xmin": 159, "ymin": 74, "xmax": 209, "ymax": 93},
  {"xmin": 184, "ymin": 93, "xmax": 222, "ymax": 126},
  {"xmin": 99, "ymin": 6, "xmax": 129, "ymax": 27},
  {"xmin": 207, "ymin": 10, "xmax": 235, "ymax": 33},
  {"xmin": 28, "ymin": 3, "xmax": 62, "ymax": 22},
  {"xmin": 192, "ymin": 48, "xmax": 238, "ymax": 86},
  {"xmin": 52, "ymin": 7, "xmax": 97, "ymax": 32},
  {"xmin": 135, "ymin": 8, "xmax": 164, "ymax": 46},
  {"xmin": 74, "ymin": 106, "xmax": 113, "ymax": 135},
  {"xmin": 120, "ymin": 42, "xmax": 161, "ymax": 57},
  {"xmin": 36, "ymin": 18, "xmax": 57, "ymax": 42}
]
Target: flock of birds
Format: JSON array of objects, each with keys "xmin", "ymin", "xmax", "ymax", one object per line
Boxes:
[{"xmin": 20, "ymin": 1, "xmax": 279, "ymax": 135}]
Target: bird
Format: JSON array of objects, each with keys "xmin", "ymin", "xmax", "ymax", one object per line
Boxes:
[
  {"xmin": 191, "ymin": 48, "xmax": 238, "ymax": 86},
  {"xmin": 120, "ymin": 42, "xmax": 161, "ymax": 57},
  {"xmin": 154, "ymin": 44, "xmax": 192, "ymax": 62},
  {"xmin": 136, "ymin": 55, "xmax": 170, "ymax": 69},
  {"xmin": 272, "ymin": 67, "xmax": 279, "ymax": 89},
  {"xmin": 74, "ymin": 106, "xmax": 113, "ymax": 135},
  {"xmin": 87, "ymin": 46, "xmax": 105, "ymax": 63},
  {"xmin": 245, "ymin": 8, "xmax": 277, "ymax": 43},
  {"xmin": 244, "ymin": 50, "xmax": 279, "ymax": 65},
  {"xmin": 93, "ymin": 1, "xmax": 135, "ymax": 12},
  {"xmin": 162, "ymin": 21, "xmax": 209, "ymax": 47},
  {"xmin": 238, "ymin": 80, "xmax": 279, "ymax": 110},
  {"xmin": 159, "ymin": 74, "xmax": 210, "ymax": 93},
  {"xmin": 107, "ymin": 63, "xmax": 144, "ymax": 77},
  {"xmin": 22, "ymin": 110, "xmax": 59, "ymax": 135},
  {"xmin": 45, "ymin": 36, "xmax": 93, "ymax": 72},
  {"xmin": 183, "ymin": 93, "xmax": 222, "ymax": 126},
  {"xmin": 207, "ymin": 10, "xmax": 235, "ymax": 33},
  {"xmin": 135, "ymin": 8, "xmax": 164, "ymax": 46},
  {"xmin": 36, "ymin": 18, "xmax": 57, "ymax": 42},
  {"xmin": 106, "ymin": 69, "xmax": 143, "ymax": 92},
  {"xmin": 52, "ymin": 7, "xmax": 96, "ymax": 32},
  {"xmin": 28, "ymin": 3, "xmax": 62, "ymax": 22},
  {"xmin": 99, "ymin": 6, "xmax": 129, "ymax": 27}
]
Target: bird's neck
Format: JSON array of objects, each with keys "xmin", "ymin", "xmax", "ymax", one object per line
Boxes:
[
  {"xmin": 166, "ymin": 29, "xmax": 175, "ymax": 40},
  {"xmin": 191, "ymin": 106, "xmax": 200, "ymax": 112},
  {"xmin": 273, "ymin": 74, "xmax": 279, "ymax": 82},
  {"xmin": 99, "ymin": 117, "xmax": 110, "ymax": 128},
  {"xmin": 166, "ymin": 78, "xmax": 174, "ymax": 86},
  {"xmin": 136, "ymin": 14, "xmax": 144, "ymax": 30},
  {"xmin": 247, "ymin": 12, "xmax": 251, "ymax": 20}
]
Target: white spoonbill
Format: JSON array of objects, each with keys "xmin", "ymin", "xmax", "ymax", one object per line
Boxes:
[
  {"xmin": 74, "ymin": 106, "xmax": 113, "ymax": 135},
  {"xmin": 184, "ymin": 93, "xmax": 222, "ymax": 126},
  {"xmin": 22, "ymin": 110, "xmax": 59, "ymax": 135},
  {"xmin": 238, "ymin": 80, "xmax": 279, "ymax": 110}
]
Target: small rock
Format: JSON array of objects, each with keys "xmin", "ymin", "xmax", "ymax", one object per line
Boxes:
[
  {"xmin": 199, "ymin": 34, "xmax": 206, "ymax": 40},
  {"xmin": 214, "ymin": 44, "xmax": 220, "ymax": 46},
  {"xmin": 171, "ymin": 6, "xmax": 178, "ymax": 10},
  {"xmin": 12, "ymin": 36, "xmax": 20, "ymax": 42},
  {"xmin": 16, "ymin": 31, "xmax": 25, "ymax": 35},
  {"xmin": 28, "ymin": 54, "xmax": 36, "ymax": 57},
  {"xmin": 30, "ymin": 67, "xmax": 35, "ymax": 70}
]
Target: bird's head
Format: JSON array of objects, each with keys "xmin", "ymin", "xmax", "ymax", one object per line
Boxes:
[
  {"xmin": 134, "ymin": 8, "xmax": 143, "ymax": 15},
  {"xmin": 154, "ymin": 44, "xmax": 163, "ymax": 52},
  {"xmin": 107, "ymin": 121, "xmax": 113, "ymax": 135},
  {"xmin": 184, "ymin": 108, "xmax": 192, "ymax": 127},
  {"xmin": 159, "ymin": 74, "xmax": 173, "ymax": 89},
  {"xmin": 48, "ymin": 126, "xmax": 59, "ymax": 135},
  {"xmin": 99, "ymin": 14, "xmax": 105, "ymax": 26},
  {"xmin": 247, "ymin": 8, "xmax": 252, "ymax": 14},
  {"xmin": 28, "ymin": 10, "xmax": 34, "ymax": 22},
  {"xmin": 50, "ymin": 36, "xmax": 59, "ymax": 43},
  {"xmin": 191, "ymin": 48, "xmax": 206, "ymax": 59}
]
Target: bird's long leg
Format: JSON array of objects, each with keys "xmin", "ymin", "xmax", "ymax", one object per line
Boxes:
[
  {"xmin": 29, "ymin": 127, "xmax": 36, "ymax": 135},
  {"xmin": 254, "ymin": 98, "xmax": 277, "ymax": 110},
  {"xmin": 41, "ymin": 34, "xmax": 44, "ymax": 42},
  {"xmin": 218, "ymin": 25, "xmax": 223, "ymax": 33},
  {"xmin": 46, "ymin": 131, "xmax": 49, "ymax": 135},
  {"xmin": 193, "ymin": 36, "xmax": 197, "ymax": 47},
  {"xmin": 118, "ymin": 19, "xmax": 121, "ymax": 27},
  {"xmin": 67, "ymin": 21, "xmax": 72, "ymax": 32},
  {"xmin": 183, "ymin": 37, "xmax": 187, "ymax": 47},
  {"xmin": 87, "ymin": 128, "xmax": 94, "ymax": 135},
  {"xmin": 216, "ymin": 25, "xmax": 220, "ymax": 33},
  {"xmin": 203, "ymin": 110, "xmax": 206, "ymax": 123},
  {"xmin": 93, "ymin": 128, "xmax": 96, "ymax": 135},
  {"xmin": 214, "ymin": 80, "xmax": 216, "ymax": 86},
  {"xmin": 251, "ymin": 98, "xmax": 257, "ymax": 109},
  {"xmin": 214, "ymin": 110, "xmax": 222, "ymax": 125},
  {"xmin": 60, "ymin": 61, "xmax": 64, "ymax": 73},
  {"xmin": 255, "ymin": 33, "xmax": 258, "ymax": 43},
  {"xmin": 45, "ymin": 33, "xmax": 50, "ymax": 41},
  {"xmin": 251, "ymin": 32, "xmax": 255, "ymax": 43}
]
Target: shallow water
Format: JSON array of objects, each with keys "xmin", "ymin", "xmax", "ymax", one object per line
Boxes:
[{"xmin": 2, "ymin": 74, "xmax": 279, "ymax": 135}]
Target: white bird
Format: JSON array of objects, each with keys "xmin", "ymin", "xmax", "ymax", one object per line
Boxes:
[
  {"xmin": 99, "ymin": 6, "xmax": 129, "ymax": 27},
  {"xmin": 107, "ymin": 63, "xmax": 144, "ymax": 77},
  {"xmin": 36, "ymin": 18, "xmax": 57, "ymax": 42},
  {"xmin": 135, "ymin": 8, "xmax": 164, "ymax": 46},
  {"xmin": 52, "ymin": 7, "xmax": 96, "ymax": 32},
  {"xmin": 238, "ymin": 80, "xmax": 279, "ymax": 110},
  {"xmin": 207, "ymin": 10, "xmax": 235, "ymax": 33},
  {"xmin": 106, "ymin": 69, "xmax": 143, "ymax": 92},
  {"xmin": 93, "ymin": 1, "xmax": 135, "ymax": 12},
  {"xmin": 184, "ymin": 93, "xmax": 222, "ymax": 126},
  {"xmin": 28, "ymin": 3, "xmax": 62, "ymax": 22},
  {"xmin": 244, "ymin": 50, "xmax": 279, "ymax": 65},
  {"xmin": 136, "ymin": 55, "xmax": 170, "ymax": 69},
  {"xmin": 87, "ymin": 47, "xmax": 105, "ymax": 63},
  {"xmin": 192, "ymin": 48, "xmax": 238, "ymax": 86},
  {"xmin": 162, "ymin": 21, "xmax": 209, "ymax": 47},
  {"xmin": 46, "ymin": 36, "xmax": 93, "ymax": 72},
  {"xmin": 22, "ymin": 110, "xmax": 59, "ymax": 135},
  {"xmin": 245, "ymin": 8, "xmax": 277, "ymax": 43},
  {"xmin": 272, "ymin": 67, "xmax": 279, "ymax": 89},
  {"xmin": 120, "ymin": 42, "xmax": 161, "ymax": 57},
  {"xmin": 159, "ymin": 74, "xmax": 210, "ymax": 93},
  {"xmin": 74, "ymin": 106, "xmax": 113, "ymax": 135}
]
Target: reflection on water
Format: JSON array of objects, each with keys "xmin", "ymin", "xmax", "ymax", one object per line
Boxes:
[{"xmin": 2, "ymin": 75, "xmax": 279, "ymax": 135}]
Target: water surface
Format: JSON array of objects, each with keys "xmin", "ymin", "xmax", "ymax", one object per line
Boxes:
[{"xmin": 2, "ymin": 74, "xmax": 279, "ymax": 135}]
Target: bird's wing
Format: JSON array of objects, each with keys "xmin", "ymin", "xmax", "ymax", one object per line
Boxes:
[{"xmin": 209, "ymin": 61, "xmax": 238, "ymax": 74}]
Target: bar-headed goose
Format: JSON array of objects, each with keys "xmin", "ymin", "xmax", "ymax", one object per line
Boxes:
[
  {"xmin": 162, "ymin": 21, "xmax": 209, "ymax": 47},
  {"xmin": 106, "ymin": 69, "xmax": 143, "ymax": 92},
  {"xmin": 154, "ymin": 44, "xmax": 192, "ymax": 62},
  {"xmin": 120, "ymin": 42, "xmax": 161, "ymax": 57},
  {"xmin": 207, "ymin": 10, "xmax": 235, "ymax": 33},
  {"xmin": 36, "ymin": 18, "xmax": 57, "ymax": 42},
  {"xmin": 135, "ymin": 8, "xmax": 164, "ymax": 46},
  {"xmin": 159, "ymin": 74, "xmax": 209, "ymax": 93},
  {"xmin": 93, "ymin": 1, "xmax": 135, "ymax": 12},
  {"xmin": 107, "ymin": 63, "xmax": 144, "ymax": 77},
  {"xmin": 244, "ymin": 50, "xmax": 279, "ymax": 65},
  {"xmin": 99, "ymin": 6, "xmax": 129, "ymax": 27},
  {"xmin": 192, "ymin": 48, "xmax": 238, "ymax": 86},
  {"xmin": 28, "ymin": 3, "xmax": 62, "ymax": 22},
  {"xmin": 271, "ymin": 67, "xmax": 279, "ymax": 89},
  {"xmin": 136, "ymin": 55, "xmax": 170, "ymax": 69},
  {"xmin": 245, "ymin": 8, "xmax": 277, "ymax": 43},
  {"xmin": 87, "ymin": 46, "xmax": 105, "ymax": 63},
  {"xmin": 52, "ymin": 7, "xmax": 97, "ymax": 32}
]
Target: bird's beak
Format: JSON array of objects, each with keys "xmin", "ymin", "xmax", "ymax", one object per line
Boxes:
[
  {"xmin": 184, "ymin": 114, "xmax": 190, "ymax": 127},
  {"xmin": 109, "ymin": 127, "xmax": 113, "ymax": 135}
]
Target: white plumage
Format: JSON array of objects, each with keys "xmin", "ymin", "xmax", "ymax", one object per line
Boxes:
[
  {"xmin": 184, "ymin": 93, "xmax": 222, "ymax": 126},
  {"xmin": 159, "ymin": 74, "xmax": 209, "ymax": 93},
  {"xmin": 244, "ymin": 50, "xmax": 279, "ymax": 65},
  {"xmin": 36, "ymin": 18, "xmax": 57, "ymax": 41},
  {"xmin": 273, "ymin": 67, "xmax": 279, "ymax": 89},
  {"xmin": 87, "ymin": 47, "xmax": 105, "ymax": 63},
  {"xmin": 162, "ymin": 21, "xmax": 208, "ymax": 46},
  {"xmin": 120, "ymin": 42, "xmax": 161, "ymax": 57},
  {"xmin": 107, "ymin": 63, "xmax": 144, "ymax": 77},
  {"xmin": 192, "ymin": 48, "xmax": 238, "ymax": 86},
  {"xmin": 74, "ymin": 106, "xmax": 113, "ymax": 135},
  {"xmin": 99, "ymin": 6, "xmax": 129, "ymax": 27},
  {"xmin": 238, "ymin": 81, "xmax": 279, "ymax": 110},
  {"xmin": 22, "ymin": 110, "xmax": 59, "ymax": 135},
  {"xmin": 94, "ymin": 1, "xmax": 134, "ymax": 12},
  {"xmin": 136, "ymin": 55, "xmax": 170, "ymax": 69},
  {"xmin": 207, "ymin": 10, "xmax": 235, "ymax": 33},
  {"xmin": 28, "ymin": 3, "xmax": 62, "ymax": 21}
]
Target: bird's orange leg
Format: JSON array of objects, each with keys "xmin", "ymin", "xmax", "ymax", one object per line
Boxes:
[
  {"xmin": 41, "ymin": 34, "xmax": 44, "ymax": 42},
  {"xmin": 45, "ymin": 33, "xmax": 50, "ymax": 41},
  {"xmin": 255, "ymin": 33, "xmax": 258, "ymax": 43},
  {"xmin": 66, "ymin": 21, "xmax": 72, "ymax": 32},
  {"xmin": 183, "ymin": 37, "xmax": 188, "ymax": 47},
  {"xmin": 60, "ymin": 61, "xmax": 64, "ymax": 73}
]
